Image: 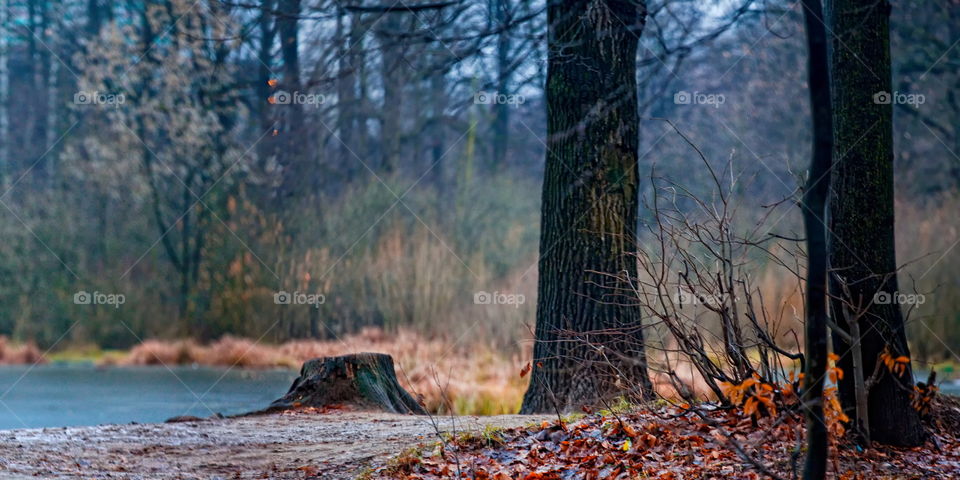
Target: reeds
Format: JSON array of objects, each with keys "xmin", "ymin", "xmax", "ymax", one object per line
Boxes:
[{"xmin": 0, "ymin": 336, "xmax": 43, "ymax": 365}]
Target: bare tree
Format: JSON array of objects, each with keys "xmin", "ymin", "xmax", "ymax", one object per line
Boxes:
[{"xmin": 798, "ymin": 0, "xmax": 833, "ymax": 478}]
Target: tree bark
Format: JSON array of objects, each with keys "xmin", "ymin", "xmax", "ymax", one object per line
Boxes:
[
  {"xmin": 827, "ymin": 0, "xmax": 925, "ymax": 447},
  {"xmin": 798, "ymin": 0, "xmax": 833, "ymax": 478},
  {"xmin": 268, "ymin": 353, "xmax": 426, "ymax": 414},
  {"xmin": 521, "ymin": 0, "xmax": 653, "ymax": 414}
]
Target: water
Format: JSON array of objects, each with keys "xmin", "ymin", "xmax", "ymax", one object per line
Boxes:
[{"xmin": 0, "ymin": 364, "xmax": 299, "ymax": 430}]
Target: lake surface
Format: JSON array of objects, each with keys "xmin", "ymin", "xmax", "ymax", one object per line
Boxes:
[{"xmin": 0, "ymin": 364, "xmax": 299, "ymax": 430}]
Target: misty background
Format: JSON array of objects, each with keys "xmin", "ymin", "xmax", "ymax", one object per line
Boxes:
[{"xmin": 0, "ymin": 0, "xmax": 956, "ymax": 363}]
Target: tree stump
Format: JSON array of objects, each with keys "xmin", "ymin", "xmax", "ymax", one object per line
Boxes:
[{"xmin": 268, "ymin": 353, "xmax": 426, "ymax": 414}]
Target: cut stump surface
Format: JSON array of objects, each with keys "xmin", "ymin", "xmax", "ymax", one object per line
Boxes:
[{"xmin": 268, "ymin": 352, "xmax": 426, "ymax": 414}]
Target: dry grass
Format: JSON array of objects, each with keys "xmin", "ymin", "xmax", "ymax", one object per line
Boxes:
[
  {"xmin": 896, "ymin": 193, "xmax": 960, "ymax": 362},
  {"xmin": 0, "ymin": 336, "xmax": 44, "ymax": 365},
  {"xmin": 112, "ymin": 328, "xmax": 529, "ymax": 415}
]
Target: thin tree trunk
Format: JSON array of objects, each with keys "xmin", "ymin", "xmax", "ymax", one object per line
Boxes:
[
  {"xmin": 521, "ymin": 0, "xmax": 653, "ymax": 414},
  {"xmin": 798, "ymin": 0, "xmax": 833, "ymax": 477},
  {"xmin": 0, "ymin": 0, "xmax": 8, "ymax": 182},
  {"xmin": 46, "ymin": 36, "xmax": 58, "ymax": 172},
  {"xmin": 491, "ymin": 0, "xmax": 512, "ymax": 169},
  {"xmin": 86, "ymin": 0, "xmax": 103, "ymax": 35},
  {"xmin": 827, "ymin": 0, "xmax": 925, "ymax": 447},
  {"xmin": 429, "ymin": 50, "xmax": 448, "ymax": 216},
  {"xmin": 27, "ymin": 0, "xmax": 51, "ymax": 178},
  {"xmin": 277, "ymin": 0, "xmax": 306, "ymax": 200},
  {"xmin": 350, "ymin": 8, "xmax": 369, "ymax": 168},
  {"xmin": 378, "ymin": 13, "xmax": 403, "ymax": 175},
  {"xmin": 256, "ymin": 0, "xmax": 276, "ymax": 166},
  {"xmin": 336, "ymin": 2, "xmax": 356, "ymax": 169}
]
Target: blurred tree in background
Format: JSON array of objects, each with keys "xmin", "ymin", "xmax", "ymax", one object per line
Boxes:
[{"xmin": 0, "ymin": 0, "xmax": 953, "ymax": 367}]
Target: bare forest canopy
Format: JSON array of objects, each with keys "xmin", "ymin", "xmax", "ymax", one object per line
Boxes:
[{"xmin": 0, "ymin": 0, "xmax": 956, "ymax": 364}]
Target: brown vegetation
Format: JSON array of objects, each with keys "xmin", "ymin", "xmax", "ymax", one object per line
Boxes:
[
  {"xmin": 0, "ymin": 336, "xmax": 43, "ymax": 365},
  {"xmin": 380, "ymin": 396, "xmax": 960, "ymax": 479}
]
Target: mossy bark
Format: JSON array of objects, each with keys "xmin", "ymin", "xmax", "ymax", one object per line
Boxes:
[
  {"xmin": 269, "ymin": 353, "xmax": 426, "ymax": 414},
  {"xmin": 521, "ymin": 0, "xmax": 653, "ymax": 414},
  {"xmin": 828, "ymin": 0, "xmax": 924, "ymax": 446}
]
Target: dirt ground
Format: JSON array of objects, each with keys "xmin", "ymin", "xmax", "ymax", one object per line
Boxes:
[{"xmin": 0, "ymin": 411, "xmax": 547, "ymax": 479}]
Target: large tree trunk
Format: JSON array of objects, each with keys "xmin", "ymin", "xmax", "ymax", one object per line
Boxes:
[
  {"xmin": 827, "ymin": 0, "xmax": 925, "ymax": 447},
  {"xmin": 521, "ymin": 0, "xmax": 653, "ymax": 414},
  {"xmin": 798, "ymin": 0, "xmax": 833, "ymax": 478}
]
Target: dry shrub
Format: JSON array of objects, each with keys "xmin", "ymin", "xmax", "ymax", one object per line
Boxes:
[
  {"xmin": 307, "ymin": 223, "xmax": 536, "ymax": 348},
  {"xmin": 123, "ymin": 337, "xmax": 294, "ymax": 368},
  {"xmin": 198, "ymin": 336, "xmax": 293, "ymax": 368},
  {"xmin": 122, "ymin": 339, "xmax": 200, "ymax": 365},
  {"xmin": 0, "ymin": 336, "xmax": 44, "ymax": 365},
  {"xmin": 896, "ymin": 193, "xmax": 960, "ymax": 362}
]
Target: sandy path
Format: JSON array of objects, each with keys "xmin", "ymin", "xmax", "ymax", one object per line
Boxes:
[{"xmin": 0, "ymin": 411, "xmax": 546, "ymax": 479}]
